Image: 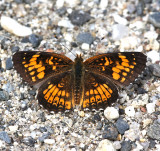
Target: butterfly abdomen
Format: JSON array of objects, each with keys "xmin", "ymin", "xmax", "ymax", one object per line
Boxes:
[{"xmin": 73, "ymin": 56, "xmax": 84, "ymax": 105}]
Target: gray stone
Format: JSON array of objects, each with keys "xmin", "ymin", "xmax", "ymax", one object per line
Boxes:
[
  {"xmin": 115, "ymin": 119, "xmax": 129, "ymax": 134},
  {"xmin": 76, "ymin": 32, "xmax": 94, "ymax": 44},
  {"xmin": 5, "ymin": 57, "xmax": 13, "ymax": 70},
  {"xmin": 0, "ymin": 131, "xmax": 11, "ymax": 144},
  {"xmin": 149, "ymin": 12, "xmax": 160, "ymax": 28},
  {"xmin": 0, "ymin": 90, "xmax": 9, "ymax": 101},
  {"xmin": 147, "ymin": 121, "xmax": 160, "ymax": 141}
]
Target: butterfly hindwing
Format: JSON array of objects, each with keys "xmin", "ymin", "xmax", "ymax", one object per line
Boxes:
[
  {"xmin": 37, "ymin": 71, "xmax": 74, "ymax": 112},
  {"xmin": 13, "ymin": 51, "xmax": 73, "ymax": 86},
  {"xmin": 84, "ymin": 52, "xmax": 146, "ymax": 87},
  {"xmin": 80, "ymin": 71, "xmax": 118, "ymax": 110}
]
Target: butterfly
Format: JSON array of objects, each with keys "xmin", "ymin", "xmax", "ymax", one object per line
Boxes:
[{"xmin": 13, "ymin": 51, "xmax": 147, "ymax": 112}]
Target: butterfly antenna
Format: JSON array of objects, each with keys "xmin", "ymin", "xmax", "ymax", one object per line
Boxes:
[
  {"xmin": 53, "ymin": 34, "xmax": 76, "ymax": 57},
  {"xmin": 60, "ymin": 43, "xmax": 76, "ymax": 57}
]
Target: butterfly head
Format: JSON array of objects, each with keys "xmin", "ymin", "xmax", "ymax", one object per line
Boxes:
[{"xmin": 74, "ymin": 54, "xmax": 83, "ymax": 62}]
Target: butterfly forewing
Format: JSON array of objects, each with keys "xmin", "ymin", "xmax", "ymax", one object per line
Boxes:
[
  {"xmin": 13, "ymin": 51, "xmax": 73, "ymax": 86},
  {"xmin": 80, "ymin": 71, "xmax": 118, "ymax": 110},
  {"xmin": 84, "ymin": 52, "xmax": 147, "ymax": 87}
]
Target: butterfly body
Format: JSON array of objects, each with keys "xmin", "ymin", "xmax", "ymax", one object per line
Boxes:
[{"xmin": 13, "ymin": 51, "xmax": 147, "ymax": 112}]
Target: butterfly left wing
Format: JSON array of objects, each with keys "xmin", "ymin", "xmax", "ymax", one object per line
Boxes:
[
  {"xmin": 80, "ymin": 71, "xmax": 118, "ymax": 110},
  {"xmin": 13, "ymin": 51, "xmax": 73, "ymax": 86},
  {"xmin": 84, "ymin": 52, "xmax": 147, "ymax": 87},
  {"xmin": 37, "ymin": 70, "xmax": 74, "ymax": 112}
]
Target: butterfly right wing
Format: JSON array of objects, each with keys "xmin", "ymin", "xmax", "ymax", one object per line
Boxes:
[{"xmin": 80, "ymin": 71, "xmax": 118, "ymax": 110}]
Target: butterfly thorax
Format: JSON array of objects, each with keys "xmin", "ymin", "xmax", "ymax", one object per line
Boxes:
[{"xmin": 73, "ymin": 55, "xmax": 84, "ymax": 105}]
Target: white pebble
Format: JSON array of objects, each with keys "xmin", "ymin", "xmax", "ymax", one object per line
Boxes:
[
  {"xmin": 0, "ymin": 16, "xmax": 32, "ymax": 37},
  {"xmin": 44, "ymin": 139, "xmax": 55, "ymax": 144},
  {"xmin": 157, "ymin": 86, "xmax": 160, "ymax": 92},
  {"xmin": 104, "ymin": 107, "xmax": 119, "ymax": 120},
  {"xmin": 147, "ymin": 50, "xmax": 160, "ymax": 63},
  {"xmin": 78, "ymin": 111, "xmax": 85, "ymax": 117},
  {"xmin": 144, "ymin": 31, "xmax": 158, "ymax": 41},
  {"xmin": 125, "ymin": 106, "xmax": 135, "ymax": 117},
  {"xmin": 58, "ymin": 19, "xmax": 74, "ymax": 28},
  {"xmin": 99, "ymin": 0, "xmax": 108, "ymax": 9},
  {"xmin": 56, "ymin": 0, "xmax": 64, "ymax": 8},
  {"xmin": 120, "ymin": 36, "xmax": 139, "ymax": 50},
  {"xmin": 96, "ymin": 139, "xmax": 116, "ymax": 151},
  {"xmin": 9, "ymin": 125, "xmax": 18, "ymax": 132},
  {"xmin": 65, "ymin": 0, "xmax": 80, "ymax": 7},
  {"xmin": 129, "ymin": 21, "xmax": 145, "ymax": 30},
  {"xmin": 146, "ymin": 103, "xmax": 155, "ymax": 113},
  {"xmin": 142, "ymin": 119, "xmax": 152, "ymax": 128},
  {"xmin": 112, "ymin": 24, "xmax": 129, "ymax": 41},
  {"xmin": 81, "ymin": 43, "xmax": 90, "ymax": 50},
  {"xmin": 113, "ymin": 14, "xmax": 128, "ymax": 25},
  {"xmin": 64, "ymin": 33, "xmax": 73, "ymax": 42},
  {"xmin": 151, "ymin": 40, "xmax": 159, "ymax": 50},
  {"xmin": 113, "ymin": 141, "xmax": 121, "ymax": 150}
]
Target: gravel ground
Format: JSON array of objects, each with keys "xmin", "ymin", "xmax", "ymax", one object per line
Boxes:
[{"xmin": 0, "ymin": 0, "xmax": 160, "ymax": 151}]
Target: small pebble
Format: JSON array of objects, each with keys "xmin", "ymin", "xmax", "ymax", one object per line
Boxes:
[
  {"xmin": 144, "ymin": 31, "xmax": 158, "ymax": 41},
  {"xmin": 96, "ymin": 122, "xmax": 103, "ymax": 130},
  {"xmin": 112, "ymin": 24, "xmax": 129, "ymax": 41},
  {"xmin": 127, "ymin": 4, "xmax": 136, "ymax": 14},
  {"xmin": 9, "ymin": 125, "xmax": 18, "ymax": 132},
  {"xmin": 1, "ymin": 37, "xmax": 11, "ymax": 50},
  {"xmin": 5, "ymin": 58, "xmax": 13, "ymax": 70},
  {"xmin": 113, "ymin": 14, "xmax": 128, "ymax": 25},
  {"xmin": 76, "ymin": 32, "xmax": 94, "ymax": 44},
  {"xmin": 120, "ymin": 141, "xmax": 132, "ymax": 151},
  {"xmin": 104, "ymin": 107, "xmax": 119, "ymax": 120},
  {"xmin": 69, "ymin": 10, "xmax": 91, "ymax": 26},
  {"xmin": 115, "ymin": 119, "xmax": 129, "ymax": 134},
  {"xmin": 65, "ymin": 0, "xmax": 80, "ymax": 7},
  {"xmin": 21, "ymin": 101, "xmax": 28, "ymax": 111},
  {"xmin": 11, "ymin": 46, "xmax": 20, "ymax": 53},
  {"xmin": 2, "ymin": 82, "xmax": 13, "ymax": 93},
  {"xmin": 0, "ymin": 131, "xmax": 11, "ymax": 144},
  {"xmin": 143, "ymin": 119, "xmax": 152, "ymax": 128},
  {"xmin": 146, "ymin": 103, "xmax": 155, "ymax": 114},
  {"xmin": 58, "ymin": 19, "xmax": 74, "ymax": 28},
  {"xmin": 103, "ymin": 125, "xmax": 118, "ymax": 140},
  {"xmin": 0, "ymin": 16, "xmax": 32, "ymax": 37},
  {"xmin": 56, "ymin": 0, "xmax": 64, "ymax": 8},
  {"xmin": 22, "ymin": 137, "xmax": 36, "ymax": 147},
  {"xmin": 125, "ymin": 106, "xmax": 135, "ymax": 117},
  {"xmin": 113, "ymin": 141, "xmax": 121, "ymax": 150},
  {"xmin": 148, "ymin": 12, "xmax": 160, "ymax": 28},
  {"xmin": 95, "ymin": 139, "xmax": 116, "ymax": 151},
  {"xmin": 81, "ymin": 43, "xmax": 90, "ymax": 50},
  {"xmin": 44, "ymin": 139, "xmax": 55, "ymax": 144},
  {"xmin": 149, "ymin": 64, "xmax": 160, "ymax": 77},
  {"xmin": 99, "ymin": 0, "xmax": 108, "ymax": 10},
  {"xmin": 120, "ymin": 36, "xmax": 139, "ymax": 49},
  {"xmin": 136, "ymin": 0, "xmax": 144, "ymax": 16},
  {"xmin": 147, "ymin": 121, "xmax": 160, "ymax": 141},
  {"xmin": 28, "ymin": 34, "xmax": 43, "ymax": 48},
  {"xmin": 78, "ymin": 111, "xmax": 85, "ymax": 117},
  {"xmin": 38, "ymin": 133, "xmax": 50, "ymax": 142},
  {"xmin": 0, "ymin": 90, "xmax": 9, "ymax": 101}
]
